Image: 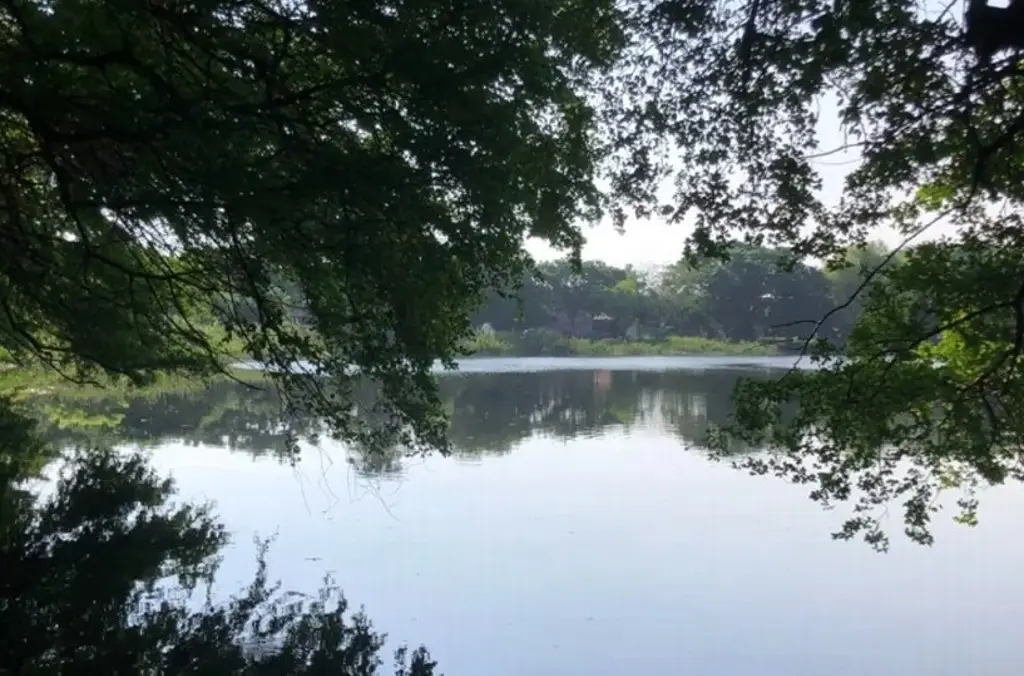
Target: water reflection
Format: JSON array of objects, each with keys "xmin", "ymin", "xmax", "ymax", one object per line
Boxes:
[
  {"xmin": 9, "ymin": 363, "xmax": 1024, "ymax": 676},
  {"xmin": 0, "ymin": 418, "xmax": 437, "ymax": 675},
  {"xmin": 20, "ymin": 368, "xmax": 770, "ymax": 464}
]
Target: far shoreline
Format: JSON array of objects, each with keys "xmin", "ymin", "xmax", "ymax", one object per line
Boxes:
[{"xmin": 461, "ymin": 331, "xmax": 801, "ymax": 359}]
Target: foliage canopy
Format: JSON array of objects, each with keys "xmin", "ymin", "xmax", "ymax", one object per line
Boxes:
[
  {"xmin": 602, "ymin": 0, "xmax": 1024, "ymax": 548},
  {"xmin": 0, "ymin": 0, "xmax": 623, "ymax": 452},
  {"xmin": 473, "ymin": 247, "xmax": 844, "ymax": 344}
]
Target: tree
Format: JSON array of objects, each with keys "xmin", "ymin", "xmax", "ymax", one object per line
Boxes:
[
  {"xmin": 537, "ymin": 258, "xmax": 627, "ymax": 321},
  {"xmin": 700, "ymin": 246, "xmax": 833, "ymax": 341},
  {"xmin": 657, "ymin": 259, "xmax": 715, "ymax": 335},
  {"xmin": 0, "ymin": 0, "xmax": 624, "ymax": 453},
  {"xmin": 467, "ymin": 250, "xmax": 850, "ymax": 344},
  {"xmin": 605, "ymin": 1, "xmax": 1024, "ymax": 548},
  {"xmin": 823, "ymin": 241, "xmax": 892, "ymax": 341}
]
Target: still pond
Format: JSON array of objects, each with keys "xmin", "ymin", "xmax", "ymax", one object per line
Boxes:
[{"xmin": 28, "ymin": 357, "xmax": 1024, "ymax": 675}]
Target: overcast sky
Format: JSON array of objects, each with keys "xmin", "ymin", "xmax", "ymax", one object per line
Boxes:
[{"xmin": 526, "ymin": 217, "xmax": 686, "ymax": 268}]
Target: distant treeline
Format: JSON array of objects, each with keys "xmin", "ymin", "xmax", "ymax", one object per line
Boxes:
[
  {"xmin": 471, "ymin": 243, "xmax": 889, "ymax": 347},
  {"xmin": 203, "ymin": 242, "xmax": 890, "ymax": 357}
]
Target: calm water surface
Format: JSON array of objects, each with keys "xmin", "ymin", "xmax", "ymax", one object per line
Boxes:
[{"xmin": 37, "ymin": 357, "xmax": 1024, "ymax": 675}]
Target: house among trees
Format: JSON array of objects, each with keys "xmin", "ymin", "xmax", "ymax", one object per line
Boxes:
[
  {"xmin": 591, "ymin": 314, "xmax": 616, "ymax": 338},
  {"xmin": 550, "ymin": 311, "xmax": 618, "ymax": 338}
]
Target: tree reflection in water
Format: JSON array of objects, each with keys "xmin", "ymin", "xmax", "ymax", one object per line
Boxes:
[
  {"xmin": 1, "ymin": 366, "xmax": 788, "ymax": 672},
  {"xmin": 0, "ymin": 399, "xmax": 437, "ymax": 675},
  {"xmin": 8, "ymin": 367, "xmax": 785, "ymax": 473}
]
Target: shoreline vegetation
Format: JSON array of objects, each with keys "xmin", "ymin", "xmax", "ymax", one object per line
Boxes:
[
  {"xmin": 0, "ymin": 327, "xmax": 794, "ymax": 381},
  {"xmin": 0, "ymin": 325, "xmax": 796, "ymax": 383},
  {"xmin": 460, "ymin": 330, "xmax": 795, "ymax": 357},
  {"xmin": 0, "ymin": 329, "xmax": 791, "ymax": 404}
]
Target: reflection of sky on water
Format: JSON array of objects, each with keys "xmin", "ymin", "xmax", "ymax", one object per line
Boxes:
[
  {"xmin": 21, "ymin": 357, "xmax": 1024, "ymax": 676},
  {"xmin": 154, "ymin": 431, "xmax": 1024, "ymax": 676}
]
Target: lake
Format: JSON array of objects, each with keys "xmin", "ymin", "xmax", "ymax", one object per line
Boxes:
[{"xmin": 28, "ymin": 357, "xmax": 1024, "ymax": 675}]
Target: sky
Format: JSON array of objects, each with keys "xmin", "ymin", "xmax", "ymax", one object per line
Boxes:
[
  {"xmin": 524, "ymin": 91, "xmax": 951, "ymax": 269},
  {"xmin": 526, "ymin": 217, "xmax": 687, "ymax": 269}
]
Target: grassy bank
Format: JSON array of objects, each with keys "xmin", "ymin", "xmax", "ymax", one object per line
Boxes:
[
  {"xmin": 0, "ymin": 322, "xmax": 263, "ymax": 401},
  {"xmin": 0, "ymin": 321, "xmax": 266, "ymax": 383},
  {"xmin": 0, "ymin": 366, "xmax": 269, "ymax": 403},
  {"xmin": 0, "ymin": 327, "xmax": 782, "ymax": 397},
  {"xmin": 463, "ymin": 331, "xmax": 782, "ymax": 357}
]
